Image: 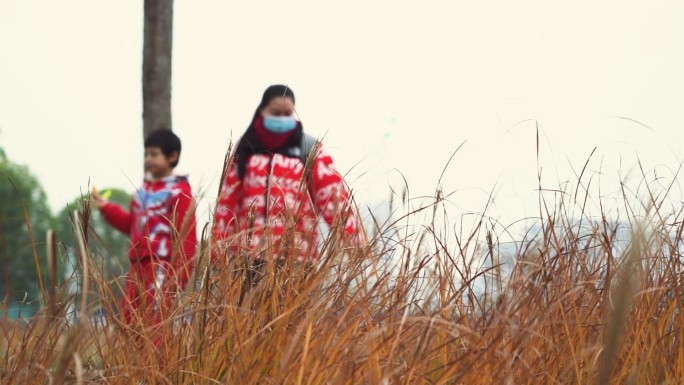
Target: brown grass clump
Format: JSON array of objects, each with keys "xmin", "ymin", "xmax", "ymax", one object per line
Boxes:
[{"xmin": 3, "ymin": 162, "xmax": 684, "ymax": 384}]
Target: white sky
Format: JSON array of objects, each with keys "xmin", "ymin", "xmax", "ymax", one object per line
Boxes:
[{"xmin": 1, "ymin": 1, "xmax": 683, "ymax": 238}]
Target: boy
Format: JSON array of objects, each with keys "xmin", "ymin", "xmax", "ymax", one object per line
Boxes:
[{"xmin": 93, "ymin": 129, "xmax": 197, "ymax": 326}]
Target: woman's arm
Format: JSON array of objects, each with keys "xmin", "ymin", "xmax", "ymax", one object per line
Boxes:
[
  {"xmin": 309, "ymin": 148, "xmax": 359, "ymax": 239},
  {"xmin": 212, "ymin": 163, "xmax": 243, "ymax": 245}
]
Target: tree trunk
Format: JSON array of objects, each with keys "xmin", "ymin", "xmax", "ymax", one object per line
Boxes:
[{"xmin": 142, "ymin": 0, "xmax": 174, "ymax": 139}]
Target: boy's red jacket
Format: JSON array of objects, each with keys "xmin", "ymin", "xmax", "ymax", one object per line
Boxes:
[
  {"xmin": 99, "ymin": 175, "xmax": 197, "ymax": 263},
  {"xmin": 212, "ymin": 147, "xmax": 359, "ymax": 261}
]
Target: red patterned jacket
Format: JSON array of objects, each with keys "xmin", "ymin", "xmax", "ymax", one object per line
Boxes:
[
  {"xmin": 212, "ymin": 146, "xmax": 359, "ymax": 261},
  {"xmin": 99, "ymin": 175, "xmax": 197, "ymax": 266}
]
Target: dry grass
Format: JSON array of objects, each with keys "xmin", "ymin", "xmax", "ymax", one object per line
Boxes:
[{"xmin": 3, "ymin": 165, "xmax": 684, "ymax": 384}]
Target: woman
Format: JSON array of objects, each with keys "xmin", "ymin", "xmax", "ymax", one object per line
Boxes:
[{"xmin": 212, "ymin": 85, "xmax": 361, "ymax": 264}]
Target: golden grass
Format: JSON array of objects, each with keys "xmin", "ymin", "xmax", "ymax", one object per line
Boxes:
[{"xmin": 3, "ymin": 172, "xmax": 684, "ymax": 384}]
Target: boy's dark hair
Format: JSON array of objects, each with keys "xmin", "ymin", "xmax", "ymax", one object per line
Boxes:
[{"xmin": 144, "ymin": 129, "xmax": 182, "ymax": 168}]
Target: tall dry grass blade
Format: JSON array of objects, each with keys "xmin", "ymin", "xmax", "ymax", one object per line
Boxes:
[
  {"xmin": 52, "ymin": 327, "xmax": 80, "ymax": 385},
  {"xmin": 217, "ymin": 140, "xmax": 235, "ymax": 197},
  {"xmin": 0, "ymin": 208, "xmax": 8, "ymax": 303},
  {"xmin": 72, "ymin": 210, "xmax": 89, "ymax": 320},
  {"xmin": 598, "ymin": 222, "xmax": 644, "ymax": 384},
  {"xmin": 47, "ymin": 229, "xmax": 57, "ymax": 319},
  {"xmin": 295, "ymin": 320, "xmax": 313, "ymax": 385},
  {"xmin": 72, "ymin": 352, "xmax": 84, "ymax": 385}
]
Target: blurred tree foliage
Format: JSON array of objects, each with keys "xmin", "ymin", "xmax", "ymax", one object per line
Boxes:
[{"xmin": 0, "ymin": 148, "xmax": 53, "ymax": 304}]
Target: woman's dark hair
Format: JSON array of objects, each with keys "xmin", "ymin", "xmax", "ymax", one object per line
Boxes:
[
  {"xmin": 234, "ymin": 85, "xmax": 300, "ymax": 179},
  {"xmin": 144, "ymin": 128, "xmax": 182, "ymax": 168},
  {"xmin": 251, "ymin": 84, "xmax": 296, "ymax": 120}
]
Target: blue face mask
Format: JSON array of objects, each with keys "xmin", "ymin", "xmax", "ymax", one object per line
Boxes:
[{"xmin": 263, "ymin": 115, "xmax": 297, "ymax": 133}]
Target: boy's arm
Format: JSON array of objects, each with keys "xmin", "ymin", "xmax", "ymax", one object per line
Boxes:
[
  {"xmin": 309, "ymin": 148, "xmax": 358, "ymax": 240},
  {"xmin": 98, "ymin": 201, "xmax": 133, "ymax": 235}
]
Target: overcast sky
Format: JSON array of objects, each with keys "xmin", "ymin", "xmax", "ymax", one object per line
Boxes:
[{"xmin": 1, "ymin": 1, "xmax": 683, "ymax": 236}]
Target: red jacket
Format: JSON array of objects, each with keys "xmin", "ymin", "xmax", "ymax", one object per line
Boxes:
[
  {"xmin": 212, "ymin": 147, "xmax": 359, "ymax": 261},
  {"xmin": 100, "ymin": 175, "xmax": 197, "ymax": 264}
]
